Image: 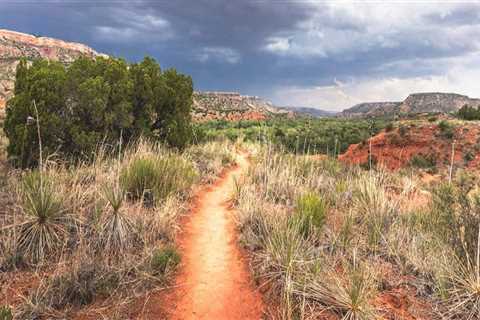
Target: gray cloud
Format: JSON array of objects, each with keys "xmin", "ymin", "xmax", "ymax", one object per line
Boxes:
[{"xmin": 1, "ymin": 1, "xmax": 479, "ymax": 109}]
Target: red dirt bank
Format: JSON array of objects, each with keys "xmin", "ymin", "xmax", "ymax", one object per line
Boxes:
[{"xmin": 339, "ymin": 122, "xmax": 480, "ymax": 171}]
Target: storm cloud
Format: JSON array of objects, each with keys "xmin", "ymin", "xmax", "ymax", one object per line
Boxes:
[{"xmin": 1, "ymin": 0, "xmax": 479, "ymax": 110}]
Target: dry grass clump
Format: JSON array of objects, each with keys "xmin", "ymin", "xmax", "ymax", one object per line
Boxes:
[
  {"xmin": 235, "ymin": 145, "xmax": 480, "ymax": 319},
  {"xmin": 0, "ymin": 139, "xmax": 229, "ymax": 318},
  {"xmin": 185, "ymin": 140, "xmax": 236, "ymax": 182},
  {"xmin": 120, "ymin": 152, "xmax": 197, "ymax": 206}
]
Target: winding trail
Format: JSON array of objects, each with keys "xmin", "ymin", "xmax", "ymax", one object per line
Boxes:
[{"xmin": 165, "ymin": 152, "xmax": 264, "ymax": 319}]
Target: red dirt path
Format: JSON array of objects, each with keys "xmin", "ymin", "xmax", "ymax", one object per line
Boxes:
[{"xmin": 144, "ymin": 153, "xmax": 264, "ymax": 319}]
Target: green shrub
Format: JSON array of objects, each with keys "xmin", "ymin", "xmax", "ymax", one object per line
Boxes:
[
  {"xmin": 428, "ymin": 116, "xmax": 437, "ymax": 122},
  {"xmin": 151, "ymin": 246, "xmax": 181, "ymax": 274},
  {"xmin": 292, "ymin": 193, "xmax": 327, "ymax": 237},
  {"xmin": 16, "ymin": 171, "xmax": 68, "ymax": 263},
  {"xmin": 120, "ymin": 154, "xmax": 197, "ymax": 205},
  {"xmin": 398, "ymin": 125, "xmax": 408, "ymax": 137},
  {"xmin": 388, "ymin": 133, "xmax": 404, "ymax": 146},
  {"xmin": 438, "ymin": 120, "xmax": 454, "ymax": 139},
  {"xmin": 4, "ymin": 57, "xmax": 193, "ymax": 168},
  {"xmin": 0, "ymin": 306, "xmax": 13, "ymax": 320},
  {"xmin": 464, "ymin": 151, "xmax": 475, "ymax": 163},
  {"xmin": 409, "ymin": 154, "xmax": 436, "ymax": 169}
]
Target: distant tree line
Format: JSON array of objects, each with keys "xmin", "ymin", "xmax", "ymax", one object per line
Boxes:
[
  {"xmin": 457, "ymin": 104, "xmax": 480, "ymax": 121},
  {"xmin": 5, "ymin": 57, "xmax": 193, "ymax": 167},
  {"xmin": 196, "ymin": 118, "xmax": 388, "ymax": 155}
]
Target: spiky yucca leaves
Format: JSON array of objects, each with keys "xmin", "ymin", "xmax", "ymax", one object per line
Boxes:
[
  {"xmin": 99, "ymin": 183, "xmax": 134, "ymax": 254},
  {"xmin": 0, "ymin": 305, "xmax": 13, "ymax": 320},
  {"xmin": 293, "ymin": 192, "xmax": 328, "ymax": 238},
  {"xmin": 438, "ymin": 229, "xmax": 480, "ymax": 320},
  {"xmin": 299, "ymin": 257, "xmax": 378, "ymax": 320},
  {"xmin": 17, "ymin": 171, "xmax": 68, "ymax": 264},
  {"xmin": 354, "ymin": 173, "xmax": 395, "ymax": 253},
  {"xmin": 261, "ymin": 218, "xmax": 315, "ymax": 319}
]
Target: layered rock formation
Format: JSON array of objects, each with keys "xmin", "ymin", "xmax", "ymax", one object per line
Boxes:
[
  {"xmin": 192, "ymin": 91, "xmax": 291, "ymax": 121},
  {"xmin": 0, "ymin": 29, "xmax": 105, "ymax": 107},
  {"xmin": 342, "ymin": 93, "xmax": 480, "ymax": 117}
]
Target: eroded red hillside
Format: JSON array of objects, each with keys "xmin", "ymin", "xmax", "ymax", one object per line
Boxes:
[{"xmin": 339, "ymin": 121, "xmax": 480, "ymax": 171}]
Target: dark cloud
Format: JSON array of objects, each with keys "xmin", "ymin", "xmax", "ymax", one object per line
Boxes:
[{"xmin": 0, "ymin": 1, "xmax": 479, "ymax": 107}]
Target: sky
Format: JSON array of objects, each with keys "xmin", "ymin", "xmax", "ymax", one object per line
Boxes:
[{"xmin": 1, "ymin": 0, "xmax": 480, "ymax": 111}]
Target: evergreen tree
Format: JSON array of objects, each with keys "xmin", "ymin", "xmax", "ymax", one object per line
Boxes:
[{"xmin": 4, "ymin": 56, "xmax": 193, "ymax": 168}]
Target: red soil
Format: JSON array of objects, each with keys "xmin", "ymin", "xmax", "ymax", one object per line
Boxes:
[
  {"xmin": 140, "ymin": 153, "xmax": 264, "ymax": 319},
  {"xmin": 339, "ymin": 122, "xmax": 480, "ymax": 171}
]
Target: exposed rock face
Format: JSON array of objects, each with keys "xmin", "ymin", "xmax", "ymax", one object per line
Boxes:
[
  {"xmin": 0, "ymin": 29, "xmax": 105, "ymax": 106},
  {"xmin": 341, "ymin": 102, "xmax": 401, "ymax": 117},
  {"xmin": 398, "ymin": 93, "xmax": 480, "ymax": 114},
  {"xmin": 192, "ymin": 91, "xmax": 291, "ymax": 122},
  {"xmin": 339, "ymin": 123, "xmax": 480, "ymax": 171},
  {"xmin": 342, "ymin": 93, "xmax": 480, "ymax": 117}
]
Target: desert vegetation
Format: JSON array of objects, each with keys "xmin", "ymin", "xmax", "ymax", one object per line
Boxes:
[
  {"xmin": 234, "ymin": 143, "xmax": 480, "ymax": 319},
  {"xmin": 4, "ymin": 56, "xmax": 193, "ymax": 168},
  {"xmin": 0, "ymin": 139, "xmax": 235, "ymax": 318},
  {"xmin": 196, "ymin": 117, "xmax": 389, "ymax": 155}
]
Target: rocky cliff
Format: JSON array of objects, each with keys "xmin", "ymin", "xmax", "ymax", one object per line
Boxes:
[
  {"xmin": 342, "ymin": 93, "xmax": 480, "ymax": 117},
  {"xmin": 398, "ymin": 93, "xmax": 480, "ymax": 114},
  {"xmin": 0, "ymin": 29, "xmax": 105, "ymax": 107},
  {"xmin": 192, "ymin": 91, "xmax": 292, "ymax": 121}
]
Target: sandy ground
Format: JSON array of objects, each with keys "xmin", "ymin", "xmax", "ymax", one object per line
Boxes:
[{"xmin": 160, "ymin": 152, "xmax": 264, "ymax": 319}]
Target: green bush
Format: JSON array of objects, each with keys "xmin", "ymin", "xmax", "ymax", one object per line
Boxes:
[
  {"xmin": 292, "ymin": 192, "xmax": 327, "ymax": 237},
  {"xmin": 464, "ymin": 151, "xmax": 475, "ymax": 163},
  {"xmin": 398, "ymin": 125, "xmax": 408, "ymax": 137},
  {"xmin": 438, "ymin": 120, "xmax": 454, "ymax": 139},
  {"xmin": 4, "ymin": 57, "xmax": 193, "ymax": 168},
  {"xmin": 409, "ymin": 154, "xmax": 436, "ymax": 169},
  {"xmin": 151, "ymin": 246, "xmax": 181, "ymax": 274},
  {"xmin": 120, "ymin": 154, "xmax": 197, "ymax": 205},
  {"xmin": 0, "ymin": 306, "xmax": 13, "ymax": 320},
  {"xmin": 457, "ymin": 104, "xmax": 480, "ymax": 120}
]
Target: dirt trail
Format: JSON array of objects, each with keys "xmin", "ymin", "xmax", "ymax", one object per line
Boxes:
[{"xmin": 165, "ymin": 152, "xmax": 264, "ymax": 319}]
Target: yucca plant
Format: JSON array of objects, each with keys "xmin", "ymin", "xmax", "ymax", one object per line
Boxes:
[
  {"xmin": 354, "ymin": 174, "xmax": 394, "ymax": 253},
  {"xmin": 0, "ymin": 305, "xmax": 13, "ymax": 320},
  {"xmin": 292, "ymin": 192, "xmax": 328, "ymax": 237},
  {"xmin": 439, "ymin": 228, "xmax": 480, "ymax": 319},
  {"xmin": 16, "ymin": 171, "xmax": 68, "ymax": 264},
  {"xmin": 300, "ymin": 257, "xmax": 377, "ymax": 320},
  {"xmin": 99, "ymin": 183, "xmax": 134, "ymax": 254}
]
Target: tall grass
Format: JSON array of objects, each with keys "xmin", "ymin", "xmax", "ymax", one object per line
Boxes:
[
  {"xmin": 1, "ymin": 139, "xmax": 231, "ymax": 317},
  {"xmin": 120, "ymin": 153, "xmax": 197, "ymax": 206}
]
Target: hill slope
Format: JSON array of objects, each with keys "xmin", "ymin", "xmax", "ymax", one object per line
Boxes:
[
  {"xmin": 0, "ymin": 29, "xmax": 105, "ymax": 108},
  {"xmin": 192, "ymin": 91, "xmax": 291, "ymax": 122},
  {"xmin": 342, "ymin": 93, "xmax": 480, "ymax": 117},
  {"xmin": 339, "ymin": 121, "xmax": 480, "ymax": 170}
]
